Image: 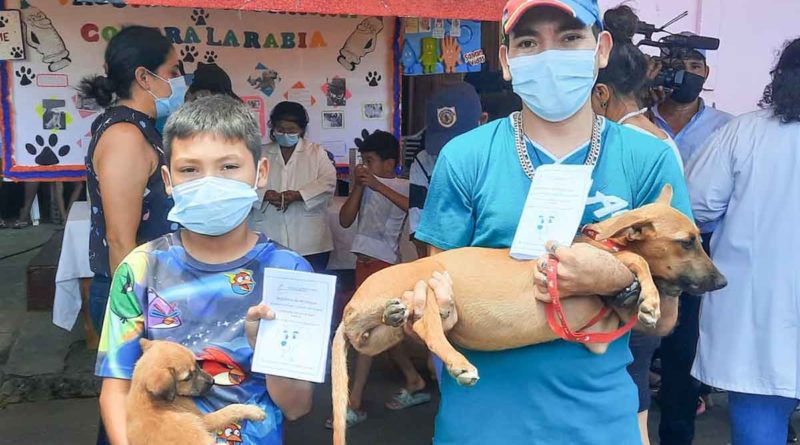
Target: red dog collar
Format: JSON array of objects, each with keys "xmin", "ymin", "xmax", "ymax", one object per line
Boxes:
[
  {"xmin": 543, "ymin": 229, "xmax": 637, "ymax": 344},
  {"xmin": 580, "ymin": 226, "xmax": 625, "ymax": 252}
]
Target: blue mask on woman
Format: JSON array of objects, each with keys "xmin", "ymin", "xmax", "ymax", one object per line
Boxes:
[
  {"xmin": 167, "ymin": 170, "xmax": 260, "ymax": 236},
  {"xmin": 508, "ymin": 48, "xmax": 598, "ymax": 122},
  {"xmin": 147, "ymin": 71, "xmax": 187, "ymax": 131},
  {"xmin": 274, "ymin": 132, "xmax": 300, "ymax": 148}
]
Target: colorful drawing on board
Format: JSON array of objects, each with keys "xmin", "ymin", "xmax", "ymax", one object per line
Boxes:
[
  {"xmin": 404, "ymin": 19, "xmax": 482, "ymax": 75},
  {"xmin": 248, "ymin": 63, "xmax": 281, "ymax": 97}
]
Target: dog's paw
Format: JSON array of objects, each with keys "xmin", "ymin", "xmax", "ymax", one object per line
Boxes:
[
  {"xmin": 381, "ymin": 299, "xmax": 408, "ymax": 327},
  {"xmin": 447, "ymin": 366, "xmax": 479, "ymax": 387},
  {"xmin": 637, "ymin": 288, "xmax": 660, "ymax": 328},
  {"xmin": 240, "ymin": 405, "xmax": 267, "ymax": 422}
]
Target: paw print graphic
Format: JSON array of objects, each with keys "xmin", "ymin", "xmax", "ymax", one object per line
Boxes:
[
  {"xmin": 10, "ymin": 46, "xmax": 23, "ymax": 59},
  {"xmin": 203, "ymin": 51, "xmax": 217, "ymax": 64},
  {"xmin": 0, "ymin": 17, "xmax": 8, "ymax": 28},
  {"xmin": 181, "ymin": 46, "xmax": 199, "ymax": 64},
  {"xmin": 25, "ymin": 134, "xmax": 70, "ymax": 166},
  {"xmin": 191, "ymin": 8, "xmax": 210, "ymax": 26},
  {"xmin": 15, "ymin": 66, "xmax": 35, "ymax": 86},
  {"xmin": 365, "ymin": 71, "xmax": 382, "ymax": 87}
]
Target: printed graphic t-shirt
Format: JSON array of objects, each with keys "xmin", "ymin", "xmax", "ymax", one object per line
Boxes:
[
  {"xmin": 95, "ymin": 232, "xmax": 311, "ymax": 445},
  {"xmin": 416, "ymin": 116, "xmax": 691, "ymax": 445}
]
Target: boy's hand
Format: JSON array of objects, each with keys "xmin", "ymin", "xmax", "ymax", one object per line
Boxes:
[
  {"xmin": 245, "ymin": 304, "xmax": 276, "ymax": 349},
  {"xmin": 355, "ymin": 165, "xmax": 379, "ymax": 190}
]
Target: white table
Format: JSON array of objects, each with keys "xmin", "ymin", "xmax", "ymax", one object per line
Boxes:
[{"xmin": 53, "ymin": 201, "xmax": 93, "ymax": 330}]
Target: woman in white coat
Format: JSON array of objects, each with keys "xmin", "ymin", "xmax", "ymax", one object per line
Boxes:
[
  {"xmin": 251, "ymin": 101, "xmax": 337, "ymax": 272},
  {"xmin": 686, "ymin": 38, "xmax": 800, "ymax": 445}
]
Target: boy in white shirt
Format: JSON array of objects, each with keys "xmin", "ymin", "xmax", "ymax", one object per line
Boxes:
[{"xmin": 331, "ymin": 130, "xmax": 430, "ymax": 428}]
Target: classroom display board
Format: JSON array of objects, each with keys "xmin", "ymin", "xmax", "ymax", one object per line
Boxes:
[
  {"xmin": 400, "ymin": 18, "xmax": 483, "ymax": 75},
  {"xmin": 0, "ymin": 1, "xmax": 397, "ymax": 180}
]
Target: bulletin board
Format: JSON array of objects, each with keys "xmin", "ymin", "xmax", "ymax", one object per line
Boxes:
[{"xmin": 0, "ymin": 0, "xmax": 397, "ymax": 180}]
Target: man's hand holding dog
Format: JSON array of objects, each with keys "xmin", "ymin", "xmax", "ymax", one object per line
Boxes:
[
  {"xmin": 401, "ymin": 271, "xmax": 458, "ymax": 338},
  {"xmin": 534, "ymin": 241, "xmax": 635, "ymax": 301}
]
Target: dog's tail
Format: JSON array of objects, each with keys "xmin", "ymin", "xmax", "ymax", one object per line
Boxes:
[{"xmin": 332, "ymin": 322, "xmax": 349, "ymax": 445}]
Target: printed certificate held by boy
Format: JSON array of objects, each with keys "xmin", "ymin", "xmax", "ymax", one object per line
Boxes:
[{"xmin": 252, "ymin": 268, "xmax": 337, "ymax": 383}]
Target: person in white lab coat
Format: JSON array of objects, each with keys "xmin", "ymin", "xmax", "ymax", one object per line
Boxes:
[
  {"xmin": 251, "ymin": 101, "xmax": 337, "ymax": 272},
  {"xmin": 687, "ymin": 38, "xmax": 800, "ymax": 445}
]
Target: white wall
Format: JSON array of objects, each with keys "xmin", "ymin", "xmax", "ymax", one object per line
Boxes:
[{"xmin": 599, "ymin": 0, "xmax": 800, "ymax": 116}]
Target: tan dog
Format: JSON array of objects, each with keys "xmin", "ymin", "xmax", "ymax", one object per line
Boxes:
[
  {"xmin": 332, "ymin": 185, "xmax": 727, "ymax": 444},
  {"xmin": 127, "ymin": 339, "xmax": 266, "ymax": 445}
]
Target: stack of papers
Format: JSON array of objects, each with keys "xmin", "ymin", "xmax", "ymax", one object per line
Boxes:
[{"xmin": 510, "ymin": 164, "xmax": 594, "ymax": 260}]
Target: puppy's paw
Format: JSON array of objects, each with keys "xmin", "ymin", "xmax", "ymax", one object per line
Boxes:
[
  {"xmin": 230, "ymin": 404, "xmax": 266, "ymax": 422},
  {"xmin": 637, "ymin": 288, "xmax": 660, "ymax": 328},
  {"xmin": 381, "ymin": 299, "xmax": 408, "ymax": 327},
  {"xmin": 447, "ymin": 366, "xmax": 479, "ymax": 387},
  {"xmin": 243, "ymin": 406, "xmax": 267, "ymax": 422}
]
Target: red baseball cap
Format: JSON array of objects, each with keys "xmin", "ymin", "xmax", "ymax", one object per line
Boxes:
[{"xmin": 502, "ymin": 0, "xmax": 602, "ymax": 35}]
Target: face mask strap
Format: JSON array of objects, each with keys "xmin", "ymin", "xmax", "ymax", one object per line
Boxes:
[{"xmin": 145, "ymin": 69, "xmax": 174, "ymax": 99}]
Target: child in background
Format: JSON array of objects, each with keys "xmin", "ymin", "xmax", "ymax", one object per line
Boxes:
[
  {"xmin": 95, "ymin": 96, "xmax": 314, "ymax": 445},
  {"xmin": 330, "ymin": 130, "xmax": 430, "ymax": 428}
]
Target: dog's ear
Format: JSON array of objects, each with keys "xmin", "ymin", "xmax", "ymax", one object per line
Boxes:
[
  {"xmin": 655, "ymin": 184, "xmax": 673, "ymax": 206},
  {"xmin": 595, "ymin": 211, "xmax": 654, "ymax": 242},
  {"xmin": 145, "ymin": 367, "xmax": 177, "ymax": 402},
  {"xmin": 140, "ymin": 338, "xmax": 153, "ymax": 352}
]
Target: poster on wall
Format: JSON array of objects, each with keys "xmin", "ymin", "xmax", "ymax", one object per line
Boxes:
[
  {"xmin": 0, "ymin": 1, "xmax": 397, "ymax": 180},
  {"xmin": 400, "ymin": 18, "xmax": 483, "ymax": 76},
  {"xmin": 0, "ymin": 10, "xmax": 25, "ymax": 61}
]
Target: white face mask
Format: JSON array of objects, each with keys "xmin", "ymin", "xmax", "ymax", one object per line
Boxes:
[
  {"xmin": 167, "ymin": 166, "xmax": 261, "ymax": 236},
  {"xmin": 508, "ymin": 45, "xmax": 599, "ymax": 122}
]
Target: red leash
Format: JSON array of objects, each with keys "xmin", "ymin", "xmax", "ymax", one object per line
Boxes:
[{"xmin": 543, "ymin": 229, "xmax": 638, "ymax": 344}]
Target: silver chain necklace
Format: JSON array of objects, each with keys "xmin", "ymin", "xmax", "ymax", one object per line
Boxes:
[{"xmin": 512, "ymin": 111, "xmax": 603, "ymax": 180}]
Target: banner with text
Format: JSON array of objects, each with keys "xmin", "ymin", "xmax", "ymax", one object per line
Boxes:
[{"xmin": 1, "ymin": 1, "xmax": 396, "ymax": 180}]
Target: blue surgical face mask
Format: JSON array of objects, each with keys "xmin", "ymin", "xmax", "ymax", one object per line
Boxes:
[
  {"xmin": 167, "ymin": 168, "xmax": 260, "ymax": 236},
  {"xmin": 508, "ymin": 47, "xmax": 598, "ymax": 122},
  {"xmin": 146, "ymin": 71, "xmax": 187, "ymax": 128},
  {"xmin": 274, "ymin": 131, "xmax": 300, "ymax": 148}
]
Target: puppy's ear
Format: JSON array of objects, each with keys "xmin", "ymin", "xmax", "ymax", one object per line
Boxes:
[
  {"xmin": 145, "ymin": 367, "xmax": 177, "ymax": 402},
  {"xmin": 140, "ymin": 338, "xmax": 153, "ymax": 352},
  {"xmin": 655, "ymin": 184, "xmax": 673, "ymax": 206},
  {"xmin": 595, "ymin": 210, "xmax": 654, "ymax": 243}
]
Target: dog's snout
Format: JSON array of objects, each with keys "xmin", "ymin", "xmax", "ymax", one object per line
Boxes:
[{"xmin": 711, "ymin": 272, "xmax": 727, "ymax": 291}]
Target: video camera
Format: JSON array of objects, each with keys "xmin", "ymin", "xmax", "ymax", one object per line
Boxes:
[{"xmin": 634, "ymin": 12, "xmax": 720, "ymax": 92}]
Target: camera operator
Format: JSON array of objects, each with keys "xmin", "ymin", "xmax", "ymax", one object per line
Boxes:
[{"xmin": 649, "ymin": 34, "xmax": 734, "ymax": 445}]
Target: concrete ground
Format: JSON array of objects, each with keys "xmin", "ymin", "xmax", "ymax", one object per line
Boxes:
[
  {"xmin": 0, "ymin": 224, "xmax": 796, "ymax": 444},
  {"xmin": 2, "ymin": 379, "xmax": 786, "ymax": 445}
]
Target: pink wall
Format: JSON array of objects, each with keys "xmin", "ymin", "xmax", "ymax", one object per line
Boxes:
[{"xmin": 599, "ymin": 0, "xmax": 800, "ymax": 115}]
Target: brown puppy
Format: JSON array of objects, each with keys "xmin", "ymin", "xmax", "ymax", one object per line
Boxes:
[
  {"xmin": 127, "ymin": 339, "xmax": 266, "ymax": 445},
  {"xmin": 332, "ymin": 185, "xmax": 727, "ymax": 445}
]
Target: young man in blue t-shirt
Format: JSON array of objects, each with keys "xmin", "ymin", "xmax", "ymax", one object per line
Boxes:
[
  {"xmin": 95, "ymin": 95, "xmax": 314, "ymax": 444},
  {"xmin": 414, "ymin": 1, "xmax": 690, "ymax": 443}
]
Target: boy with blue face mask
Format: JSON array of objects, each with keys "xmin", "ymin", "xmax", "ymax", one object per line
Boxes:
[
  {"xmin": 414, "ymin": 1, "xmax": 691, "ymax": 443},
  {"xmin": 95, "ymin": 95, "xmax": 315, "ymax": 444}
]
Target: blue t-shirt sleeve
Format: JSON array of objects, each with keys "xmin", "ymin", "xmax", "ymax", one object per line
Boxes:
[
  {"xmin": 634, "ymin": 146, "xmax": 693, "ymax": 219},
  {"xmin": 415, "ymin": 153, "xmax": 475, "ymax": 250}
]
